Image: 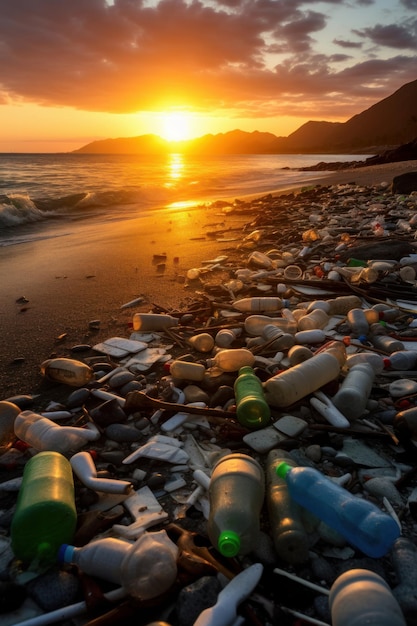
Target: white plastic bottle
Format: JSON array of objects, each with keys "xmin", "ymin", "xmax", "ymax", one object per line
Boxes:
[
  {"xmin": 132, "ymin": 313, "xmax": 179, "ymax": 332},
  {"xmin": 263, "ymin": 351, "xmax": 342, "ymax": 408},
  {"xmin": 329, "ymin": 568, "xmax": 406, "ymax": 626},
  {"xmin": 58, "ymin": 531, "xmax": 178, "ymax": 600},
  {"xmin": 326, "ymin": 295, "xmax": 363, "ymax": 315},
  {"xmin": 345, "ymin": 352, "xmax": 385, "ymax": 374},
  {"xmin": 262, "ymin": 325, "xmax": 295, "ymax": 351},
  {"xmin": 385, "ymin": 350, "xmax": 417, "ymax": 370},
  {"xmin": 347, "ymin": 309, "xmax": 369, "ymax": 338},
  {"xmin": 331, "ymin": 363, "xmax": 375, "ymax": 420},
  {"xmin": 215, "ymin": 328, "xmax": 242, "ymax": 348},
  {"xmin": 40, "ymin": 358, "xmax": 95, "ymax": 387},
  {"xmin": 187, "ymin": 333, "xmax": 215, "ymax": 353},
  {"xmin": 169, "ymin": 360, "xmax": 206, "ymax": 381},
  {"xmin": 287, "ymin": 345, "xmax": 313, "ymax": 366},
  {"xmin": 370, "ymin": 334, "xmax": 405, "ymax": 354},
  {"xmin": 232, "ymin": 297, "xmax": 284, "ymax": 313},
  {"xmin": 297, "ymin": 309, "xmax": 329, "ymax": 331},
  {"xmin": 206, "ymin": 348, "xmax": 255, "ymax": 372},
  {"xmin": 14, "ymin": 411, "xmax": 100, "ymax": 454}
]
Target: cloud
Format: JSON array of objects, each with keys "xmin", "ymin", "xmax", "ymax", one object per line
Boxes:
[{"xmin": 0, "ymin": 0, "xmax": 415, "ymax": 120}]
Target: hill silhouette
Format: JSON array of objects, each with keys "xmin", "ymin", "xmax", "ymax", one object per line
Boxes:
[{"xmin": 73, "ymin": 79, "xmax": 417, "ymax": 155}]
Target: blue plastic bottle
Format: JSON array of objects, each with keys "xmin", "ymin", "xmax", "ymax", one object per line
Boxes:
[{"xmin": 276, "ymin": 462, "xmax": 400, "ymax": 558}]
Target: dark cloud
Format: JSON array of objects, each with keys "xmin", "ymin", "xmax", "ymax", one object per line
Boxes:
[
  {"xmin": 401, "ymin": 0, "xmax": 417, "ymax": 8},
  {"xmin": 354, "ymin": 22, "xmax": 417, "ymax": 49},
  {"xmin": 0, "ymin": 0, "xmax": 415, "ymax": 120}
]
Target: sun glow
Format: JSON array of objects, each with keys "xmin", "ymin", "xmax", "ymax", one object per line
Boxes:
[{"xmin": 160, "ymin": 112, "xmax": 192, "ymax": 141}]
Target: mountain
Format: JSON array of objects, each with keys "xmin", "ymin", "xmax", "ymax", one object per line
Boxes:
[{"xmin": 73, "ymin": 79, "xmax": 417, "ymax": 155}]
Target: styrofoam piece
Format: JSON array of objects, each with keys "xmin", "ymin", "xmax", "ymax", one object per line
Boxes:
[
  {"xmin": 112, "ymin": 488, "xmax": 169, "ymax": 539},
  {"xmin": 243, "ymin": 425, "xmax": 288, "ymax": 453},
  {"xmin": 122, "ymin": 437, "xmax": 189, "ymax": 465},
  {"xmin": 93, "ymin": 336, "xmax": 148, "ymax": 358},
  {"xmin": 122, "ymin": 348, "xmax": 171, "ymax": 372},
  {"xmin": 274, "ymin": 414, "xmax": 309, "ymax": 437}
]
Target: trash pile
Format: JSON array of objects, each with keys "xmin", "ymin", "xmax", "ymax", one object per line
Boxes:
[{"xmin": 2, "ymin": 180, "xmax": 417, "ymax": 626}]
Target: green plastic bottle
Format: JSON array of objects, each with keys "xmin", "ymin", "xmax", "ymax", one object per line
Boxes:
[
  {"xmin": 11, "ymin": 451, "xmax": 77, "ymax": 567},
  {"xmin": 234, "ymin": 366, "xmax": 271, "ymax": 429}
]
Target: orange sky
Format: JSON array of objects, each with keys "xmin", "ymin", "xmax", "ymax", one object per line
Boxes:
[{"xmin": 1, "ymin": 0, "xmax": 416, "ymax": 153}]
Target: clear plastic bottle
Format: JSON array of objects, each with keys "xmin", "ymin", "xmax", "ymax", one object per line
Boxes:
[
  {"xmin": 169, "ymin": 360, "xmax": 206, "ymax": 381},
  {"xmin": 326, "ymin": 295, "xmax": 363, "ymax": 315},
  {"xmin": 232, "ymin": 297, "xmax": 284, "ymax": 313},
  {"xmin": 266, "ymin": 450, "xmax": 309, "ymax": 564},
  {"xmin": 58, "ymin": 530, "xmax": 178, "ymax": 600},
  {"xmin": 332, "ymin": 363, "xmax": 375, "ymax": 420},
  {"xmin": 187, "ymin": 333, "xmax": 215, "ymax": 353},
  {"xmin": 132, "ymin": 313, "xmax": 179, "ymax": 332},
  {"xmin": 276, "ymin": 463, "xmax": 400, "ymax": 558},
  {"xmin": 370, "ymin": 334, "xmax": 405, "ymax": 354},
  {"xmin": 234, "ymin": 366, "xmax": 271, "ymax": 430},
  {"xmin": 346, "ymin": 309, "xmax": 369, "ymax": 339},
  {"xmin": 14, "ymin": 411, "xmax": 100, "ymax": 454},
  {"xmin": 206, "ymin": 348, "xmax": 255, "ymax": 372},
  {"xmin": 294, "ymin": 329, "xmax": 327, "ymax": 344},
  {"xmin": 207, "ymin": 453, "xmax": 265, "ymax": 557},
  {"xmin": 329, "ymin": 568, "xmax": 406, "ymax": 626},
  {"xmin": 11, "ymin": 451, "xmax": 77, "ymax": 566},
  {"xmin": 40, "ymin": 358, "xmax": 95, "ymax": 387},
  {"xmin": 263, "ymin": 351, "xmax": 342, "ymax": 408},
  {"xmin": 297, "ymin": 309, "xmax": 329, "ymax": 331},
  {"xmin": 214, "ymin": 328, "xmax": 242, "ymax": 348},
  {"xmin": 244, "ymin": 315, "xmax": 297, "ymax": 336},
  {"xmin": 345, "ymin": 351, "xmax": 384, "ymax": 374},
  {"xmin": 0, "ymin": 400, "xmax": 21, "ymax": 455}
]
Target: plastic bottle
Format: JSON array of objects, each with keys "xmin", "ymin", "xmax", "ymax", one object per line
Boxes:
[
  {"xmin": 207, "ymin": 453, "xmax": 265, "ymax": 557},
  {"xmin": 345, "ymin": 351, "xmax": 384, "ymax": 374},
  {"xmin": 331, "ymin": 363, "xmax": 375, "ymax": 420},
  {"xmin": 244, "ymin": 315, "xmax": 297, "ymax": 336},
  {"xmin": 234, "ymin": 366, "xmax": 271, "ymax": 430},
  {"xmin": 169, "ymin": 360, "xmax": 206, "ymax": 381},
  {"xmin": 384, "ymin": 350, "xmax": 417, "ymax": 371},
  {"xmin": 329, "ymin": 568, "xmax": 407, "ymax": 626},
  {"xmin": 247, "ymin": 251, "xmax": 275, "ymax": 270},
  {"xmin": 297, "ymin": 309, "xmax": 329, "ymax": 331},
  {"xmin": 132, "ymin": 313, "xmax": 179, "ymax": 332},
  {"xmin": 11, "ymin": 451, "xmax": 77, "ymax": 566},
  {"xmin": 0, "ymin": 400, "xmax": 21, "ymax": 455},
  {"xmin": 40, "ymin": 358, "xmax": 95, "ymax": 387},
  {"xmin": 262, "ymin": 325, "xmax": 295, "ymax": 351},
  {"xmin": 232, "ymin": 297, "xmax": 284, "ymax": 313},
  {"xmin": 346, "ymin": 308, "xmax": 369, "ymax": 339},
  {"xmin": 206, "ymin": 348, "xmax": 255, "ymax": 372},
  {"xmin": 187, "ymin": 333, "xmax": 215, "ymax": 353},
  {"xmin": 58, "ymin": 530, "xmax": 178, "ymax": 600},
  {"xmin": 263, "ymin": 351, "xmax": 342, "ymax": 408},
  {"xmin": 294, "ymin": 329, "xmax": 327, "ymax": 345},
  {"xmin": 275, "ymin": 463, "xmax": 400, "ymax": 558},
  {"xmin": 14, "ymin": 410, "xmax": 100, "ymax": 454},
  {"xmin": 363, "ymin": 308, "xmax": 381, "ymax": 324},
  {"xmin": 370, "ymin": 334, "xmax": 405, "ymax": 354},
  {"xmin": 326, "ymin": 295, "xmax": 363, "ymax": 315},
  {"xmin": 214, "ymin": 328, "xmax": 242, "ymax": 348},
  {"xmin": 287, "ymin": 344, "xmax": 313, "ymax": 366},
  {"xmin": 266, "ymin": 450, "xmax": 309, "ymax": 564}
]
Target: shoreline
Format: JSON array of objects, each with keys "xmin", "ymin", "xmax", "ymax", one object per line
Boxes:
[{"xmin": 1, "ymin": 159, "xmax": 417, "ymax": 400}]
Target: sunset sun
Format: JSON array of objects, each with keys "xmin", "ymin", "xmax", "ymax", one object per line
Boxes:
[{"xmin": 160, "ymin": 112, "xmax": 192, "ymax": 142}]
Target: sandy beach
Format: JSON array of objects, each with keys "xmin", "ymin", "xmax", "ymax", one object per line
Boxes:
[{"xmin": 1, "ymin": 159, "xmax": 417, "ymax": 400}]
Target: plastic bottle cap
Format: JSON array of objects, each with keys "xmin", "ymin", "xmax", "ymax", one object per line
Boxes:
[
  {"xmin": 57, "ymin": 543, "xmax": 74, "ymax": 564},
  {"xmin": 275, "ymin": 461, "xmax": 291, "ymax": 479},
  {"xmin": 218, "ymin": 531, "xmax": 241, "ymax": 557}
]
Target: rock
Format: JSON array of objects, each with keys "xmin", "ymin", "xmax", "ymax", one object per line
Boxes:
[{"xmin": 392, "ymin": 171, "xmax": 417, "ymax": 194}]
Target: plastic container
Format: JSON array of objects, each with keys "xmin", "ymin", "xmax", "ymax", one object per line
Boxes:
[
  {"xmin": 263, "ymin": 351, "xmax": 341, "ymax": 408},
  {"xmin": 332, "ymin": 363, "xmax": 376, "ymax": 420},
  {"xmin": 266, "ymin": 450, "xmax": 309, "ymax": 564},
  {"xmin": 262, "ymin": 325, "xmax": 295, "ymax": 351},
  {"xmin": 244, "ymin": 315, "xmax": 297, "ymax": 336},
  {"xmin": 132, "ymin": 313, "xmax": 179, "ymax": 332},
  {"xmin": 232, "ymin": 297, "xmax": 284, "ymax": 313},
  {"xmin": 345, "ymin": 351, "xmax": 384, "ymax": 374},
  {"xmin": 276, "ymin": 463, "xmax": 400, "ymax": 557},
  {"xmin": 214, "ymin": 328, "xmax": 241, "ymax": 348},
  {"xmin": 14, "ymin": 410, "xmax": 100, "ymax": 454},
  {"xmin": 297, "ymin": 308, "xmax": 329, "ymax": 331},
  {"xmin": 40, "ymin": 358, "xmax": 95, "ymax": 387},
  {"xmin": 206, "ymin": 348, "xmax": 255, "ymax": 372},
  {"xmin": 169, "ymin": 360, "xmax": 206, "ymax": 381},
  {"xmin": 0, "ymin": 400, "xmax": 20, "ymax": 455},
  {"xmin": 329, "ymin": 568, "xmax": 406, "ymax": 626},
  {"xmin": 234, "ymin": 366, "xmax": 271, "ymax": 430},
  {"xmin": 207, "ymin": 453, "xmax": 265, "ymax": 557},
  {"xmin": 11, "ymin": 451, "xmax": 77, "ymax": 566},
  {"xmin": 385, "ymin": 350, "xmax": 417, "ymax": 371},
  {"xmin": 187, "ymin": 332, "xmax": 215, "ymax": 353},
  {"xmin": 370, "ymin": 334, "xmax": 405, "ymax": 354},
  {"xmin": 346, "ymin": 308, "xmax": 369, "ymax": 339},
  {"xmin": 58, "ymin": 530, "xmax": 178, "ymax": 600}
]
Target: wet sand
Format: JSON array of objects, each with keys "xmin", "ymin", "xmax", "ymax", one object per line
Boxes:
[{"xmin": 1, "ymin": 160, "xmax": 416, "ymax": 399}]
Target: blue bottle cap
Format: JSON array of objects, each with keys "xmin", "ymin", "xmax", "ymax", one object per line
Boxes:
[{"xmin": 57, "ymin": 543, "xmax": 74, "ymax": 564}]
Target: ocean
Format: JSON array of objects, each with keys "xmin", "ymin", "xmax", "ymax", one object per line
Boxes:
[{"xmin": 0, "ymin": 152, "xmax": 369, "ymax": 247}]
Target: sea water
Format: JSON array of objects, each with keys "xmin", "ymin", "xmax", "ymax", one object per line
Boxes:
[{"xmin": 0, "ymin": 152, "xmax": 368, "ymax": 247}]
